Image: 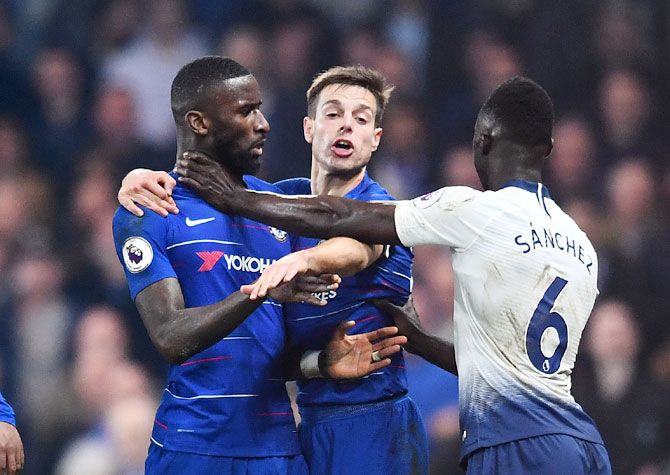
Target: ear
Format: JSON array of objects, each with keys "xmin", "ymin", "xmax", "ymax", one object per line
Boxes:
[
  {"xmin": 371, "ymin": 127, "xmax": 383, "ymax": 152},
  {"xmin": 303, "ymin": 116, "xmax": 314, "ymax": 144},
  {"xmin": 545, "ymin": 138, "xmax": 554, "ymax": 157},
  {"xmin": 186, "ymin": 110, "xmax": 209, "ymax": 136}
]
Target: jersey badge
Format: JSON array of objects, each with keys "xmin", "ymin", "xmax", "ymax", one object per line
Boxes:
[
  {"xmin": 413, "ymin": 189, "xmax": 446, "ymax": 209},
  {"xmin": 269, "ymin": 226, "xmax": 288, "ymax": 242},
  {"xmin": 122, "ymin": 237, "xmax": 153, "ymax": 273}
]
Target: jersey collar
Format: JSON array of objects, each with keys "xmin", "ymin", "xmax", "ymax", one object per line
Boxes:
[
  {"xmin": 344, "ymin": 172, "xmax": 375, "ymax": 199},
  {"xmin": 501, "ymin": 179, "xmax": 552, "ymax": 200}
]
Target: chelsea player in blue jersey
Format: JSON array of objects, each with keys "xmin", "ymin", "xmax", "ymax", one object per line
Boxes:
[
  {"xmin": 0, "ymin": 391, "xmax": 23, "ymax": 475},
  {"xmin": 113, "ymin": 57, "xmax": 407, "ymax": 475},
  {"xmin": 119, "ymin": 65, "xmax": 428, "ymax": 474}
]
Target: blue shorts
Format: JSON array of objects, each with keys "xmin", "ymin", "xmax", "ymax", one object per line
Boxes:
[
  {"xmin": 465, "ymin": 434, "xmax": 611, "ymax": 475},
  {"xmin": 298, "ymin": 394, "xmax": 428, "ymax": 475},
  {"xmin": 145, "ymin": 442, "xmax": 308, "ymax": 475}
]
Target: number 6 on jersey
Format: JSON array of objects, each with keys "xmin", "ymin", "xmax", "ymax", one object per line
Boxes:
[{"xmin": 526, "ymin": 276, "xmax": 569, "ymax": 374}]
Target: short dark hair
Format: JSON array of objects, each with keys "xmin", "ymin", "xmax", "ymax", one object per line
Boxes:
[
  {"xmin": 306, "ymin": 65, "xmax": 394, "ymax": 127},
  {"xmin": 479, "ymin": 76, "xmax": 554, "ymax": 147},
  {"xmin": 171, "ymin": 56, "xmax": 251, "ymax": 124}
]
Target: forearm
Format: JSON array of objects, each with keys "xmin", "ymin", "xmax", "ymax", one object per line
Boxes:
[
  {"xmin": 303, "ymin": 238, "xmax": 382, "ymax": 277},
  {"xmin": 136, "ymin": 281, "xmax": 263, "ymax": 364},
  {"xmin": 407, "ymin": 329, "xmax": 458, "ymax": 375},
  {"xmin": 223, "ymin": 190, "xmax": 401, "ymax": 245}
]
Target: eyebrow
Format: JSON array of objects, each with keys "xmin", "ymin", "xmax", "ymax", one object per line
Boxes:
[
  {"xmin": 320, "ymin": 99, "xmax": 373, "ymax": 114},
  {"xmin": 237, "ymin": 99, "xmax": 262, "ymax": 108}
]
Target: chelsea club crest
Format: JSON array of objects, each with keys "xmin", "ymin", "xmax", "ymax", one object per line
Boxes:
[{"xmin": 269, "ymin": 226, "xmax": 288, "ymax": 242}]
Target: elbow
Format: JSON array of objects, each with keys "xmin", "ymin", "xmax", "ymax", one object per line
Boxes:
[{"xmin": 152, "ymin": 330, "xmax": 192, "ymax": 365}]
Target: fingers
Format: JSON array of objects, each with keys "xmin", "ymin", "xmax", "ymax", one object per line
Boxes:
[
  {"xmin": 6, "ymin": 450, "xmax": 16, "ymax": 474},
  {"xmin": 158, "ymin": 172, "xmax": 177, "ymax": 195},
  {"xmin": 292, "ymin": 275, "xmax": 340, "ymax": 293},
  {"xmin": 318, "ymin": 274, "xmax": 342, "ymax": 285},
  {"xmin": 176, "ymin": 175, "xmax": 204, "ymax": 192},
  {"xmin": 251, "ymin": 272, "xmax": 284, "ymax": 299},
  {"xmin": 142, "ymin": 175, "xmax": 171, "ymax": 201},
  {"xmin": 17, "ymin": 443, "xmax": 23, "ymax": 472},
  {"xmin": 291, "ymin": 291, "xmax": 327, "ymax": 306},
  {"xmin": 135, "ymin": 190, "xmax": 174, "ymax": 217},
  {"xmin": 371, "ymin": 336, "xmax": 407, "ymax": 353},
  {"xmin": 359, "ymin": 325, "xmax": 399, "ymax": 342},
  {"xmin": 119, "ymin": 195, "xmax": 144, "ymax": 217}
]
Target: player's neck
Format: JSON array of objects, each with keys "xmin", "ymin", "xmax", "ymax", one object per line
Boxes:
[
  {"xmin": 310, "ymin": 164, "xmax": 366, "ymax": 197},
  {"xmin": 489, "ymin": 166, "xmax": 543, "ymax": 191}
]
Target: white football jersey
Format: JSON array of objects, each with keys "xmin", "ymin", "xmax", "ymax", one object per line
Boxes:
[{"xmin": 394, "ymin": 180, "xmax": 603, "ymax": 460}]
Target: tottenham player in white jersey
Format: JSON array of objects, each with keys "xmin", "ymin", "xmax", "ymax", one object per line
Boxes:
[{"xmin": 166, "ymin": 76, "xmax": 611, "ymax": 474}]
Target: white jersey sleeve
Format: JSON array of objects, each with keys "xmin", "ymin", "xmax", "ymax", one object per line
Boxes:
[{"xmin": 394, "ymin": 186, "xmax": 485, "ymax": 249}]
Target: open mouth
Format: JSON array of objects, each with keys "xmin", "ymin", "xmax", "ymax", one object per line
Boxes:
[
  {"xmin": 331, "ymin": 139, "xmax": 354, "ymax": 157},
  {"xmin": 252, "ymin": 139, "xmax": 266, "ymax": 155}
]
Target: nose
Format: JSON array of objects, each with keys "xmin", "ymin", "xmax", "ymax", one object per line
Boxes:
[
  {"xmin": 339, "ymin": 114, "xmax": 353, "ymax": 133},
  {"xmin": 255, "ymin": 110, "xmax": 270, "ymax": 133}
]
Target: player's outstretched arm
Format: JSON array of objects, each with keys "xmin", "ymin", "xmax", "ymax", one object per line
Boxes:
[
  {"xmin": 118, "ymin": 168, "xmax": 179, "ymax": 217},
  {"xmin": 135, "ymin": 275, "xmax": 339, "ymax": 365},
  {"xmin": 0, "ymin": 422, "xmax": 24, "ymax": 475},
  {"xmin": 175, "ymin": 152, "xmax": 401, "ymax": 245},
  {"xmin": 373, "ymin": 298, "xmax": 458, "ymax": 375},
  {"xmin": 288, "ymin": 320, "xmax": 408, "ymax": 380},
  {"xmin": 241, "ymin": 237, "xmax": 383, "ymax": 300}
]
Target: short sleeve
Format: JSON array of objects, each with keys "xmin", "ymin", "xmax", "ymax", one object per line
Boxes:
[
  {"xmin": 0, "ymin": 391, "xmax": 15, "ymax": 426},
  {"xmin": 112, "ymin": 207, "xmax": 177, "ymax": 300},
  {"xmin": 394, "ymin": 186, "xmax": 483, "ymax": 250}
]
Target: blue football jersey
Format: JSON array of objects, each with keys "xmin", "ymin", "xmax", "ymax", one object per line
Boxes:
[
  {"xmin": 275, "ymin": 174, "xmax": 413, "ymax": 406},
  {"xmin": 113, "ymin": 174, "xmax": 300, "ymax": 457}
]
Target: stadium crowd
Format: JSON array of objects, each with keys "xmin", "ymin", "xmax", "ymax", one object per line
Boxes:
[{"xmin": 0, "ymin": 0, "xmax": 668, "ymax": 473}]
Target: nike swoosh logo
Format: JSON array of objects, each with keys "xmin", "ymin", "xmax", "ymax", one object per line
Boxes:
[{"xmin": 185, "ymin": 217, "xmax": 216, "ymax": 227}]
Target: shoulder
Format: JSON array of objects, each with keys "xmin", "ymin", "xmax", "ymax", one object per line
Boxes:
[
  {"xmin": 402, "ymin": 186, "xmax": 482, "ymax": 211},
  {"xmin": 113, "ymin": 206, "xmax": 170, "ymax": 241},
  {"xmin": 351, "ymin": 175, "xmax": 396, "ymax": 202},
  {"xmin": 273, "ymin": 177, "xmax": 312, "ymax": 195},
  {"xmin": 243, "ymin": 175, "xmax": 291, "ymax": 194}
]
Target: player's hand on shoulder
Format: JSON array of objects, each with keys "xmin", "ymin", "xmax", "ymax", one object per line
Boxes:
[
  {"xmin": 372, "ymin": 297, "xmax": 422, "ymax": 354},
  {"xmin": 175, "ymin": 151, "xmax": 243, "ymax": 212},
  {"xmin": 118, "ymin": 168, "xmax": 178, "ymax": 217},
  {"xmin": 321, "ymin": 321, "xmax": 407, "ymax": 379},
  {"xmin": 262, "ymin": 274, "xmax": 341, "ymax": 306},
  {"xmin": 0, "ymin": 421, "xmax": 24, "ymax": 475},
  {"xmin": 240, "ymin": 251, "xmax": 312, "ymax": 300}
]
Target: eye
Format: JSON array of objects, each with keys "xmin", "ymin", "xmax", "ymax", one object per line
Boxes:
[
  {"xmin": 356, "ymin": 117, "xmax": 368, "ymax": 124},
  {"xmin": 326, "ymin": 112, "xmax": 338, "ymax": 118}
]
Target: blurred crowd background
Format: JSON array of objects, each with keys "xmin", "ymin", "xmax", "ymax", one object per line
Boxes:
[{"xmin": 0, "ymin": 0, "xmax": 669, "ymax": 474}]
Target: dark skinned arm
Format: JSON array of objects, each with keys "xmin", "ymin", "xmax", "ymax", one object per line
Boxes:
[
  {"xmin": 372, "ymin": 298, "xmax": 457, "ymax": 375},
  {"xmin": 175, "ymin": 153, "xmax": 401, "ymax": 245},
  {"xmin": 135, "ymin": 276, "xmax": 335, "ymax": 365}
]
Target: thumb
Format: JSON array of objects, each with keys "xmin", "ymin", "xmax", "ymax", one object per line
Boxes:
[{"xmin": 335, "ymin": 320, "xmax": 356, "ymax": 339}]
